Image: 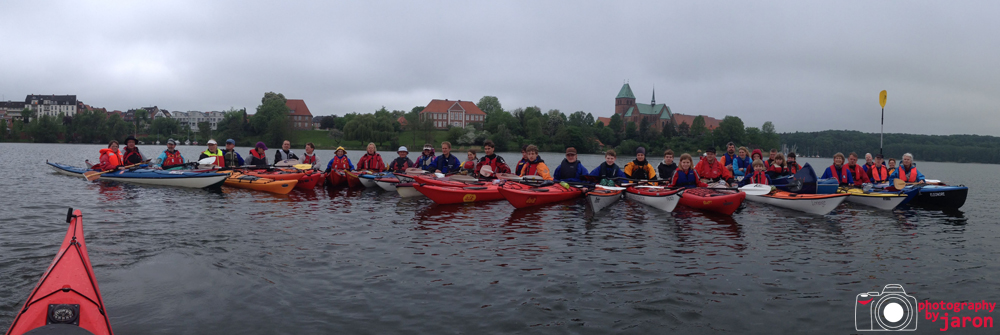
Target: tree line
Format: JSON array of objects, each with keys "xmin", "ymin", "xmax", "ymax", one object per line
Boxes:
[{"xmin": 781, "ymin": 130, "xmax": 1000, "ymax": 164}]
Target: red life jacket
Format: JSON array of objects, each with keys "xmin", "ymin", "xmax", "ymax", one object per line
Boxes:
[
  {"xmin": 163, "ymin": 150, "xmax": 184, "ymax": 166},
  {"xmin": 357, "ymin": 153, "xmax": 386, "ymax": 172},
  {"xmin": 788, "ymin": 162, "xmax": 801, "ymax": 174},
  {"xmin": 847, "ymin": 164, "xmax": 867, "ymax": 186},
  {"xmin": 99, "ymin": 148, "xmax": 122, "ymax": 170},
  {"xmin": 476, "ymin": 155, "xmax": 510, "ymax": 175},
  {"xmin": 122, "ymin": 147, "xmax": 143, "ymax": 165},
  {"xmin": 870, "ymin": 164, "xmax": 889, "ymax": 183},
  {"xmin": 828, "ymin": 164, "xmax": 851, "ymax": 184},
  {"xmin": 898, "ymin": 166, "xmax": 918, "ymax": 183},
  {"xmin": 748, "ymin": 171, "xmax": 769, "ymax": 185},
  {"xmin": 302, "ymin": 153, "xmax": 317, "ymax": 165},
  {"xmin": 330, "ymin": 155, "xmax": 351, "ymax": 170},
  {"xmin": 250, "ymin": 149, "xmax": 266, "ymax": 160},
  {"xmin": 523, "ymin": 158, "xmax": 544, "ymax": 176}
]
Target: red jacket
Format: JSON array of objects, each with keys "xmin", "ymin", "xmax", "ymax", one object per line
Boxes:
[
  {"xmin": 94, "ymin": 148, "xmax": 122, "ymax": 171},
  {"xmin": 356, "ymin": 153, "xmax": 386, "ymax": 172},
  {"xmin": 847, "ymin": 164, "xmax": 870, "ymax": 186},
  {"xmin": 695, "ymin": 157, "xmax": 733, "ymax": 182}
]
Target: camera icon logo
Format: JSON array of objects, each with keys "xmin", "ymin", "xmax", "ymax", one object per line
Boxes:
[{"xmin": 855, "ymin": 284, "xmax": 918, "ymax": 331}]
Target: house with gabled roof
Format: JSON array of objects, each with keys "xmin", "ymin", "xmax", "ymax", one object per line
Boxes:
[
  {"xmin": 418, "ymin": 99, "xmax": 486, "ymax": 129},
  {"xmin": 285, "ymin": 99, "xmax": 314, "ymax": 130}
]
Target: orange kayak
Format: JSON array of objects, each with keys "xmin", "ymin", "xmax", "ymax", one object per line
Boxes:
[
  {"xmin": 6, "ymin": 209, "xmax": 114, "ymax": 335},
  {"xmin": 244, "ymin": 170, "xmax": 306, "ymax": 181},
  {"xmin": 327, "ymin": 170, "xmax": 347, "ymax": 187},
  {"xmin": 223, "ymin": 172, "xmax": 298, "ymax": 195}
]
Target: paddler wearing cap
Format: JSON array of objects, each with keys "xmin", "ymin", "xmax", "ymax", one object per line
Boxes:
[
  {"xmin": 198, "ymin": 139, "xmax": 225, "ymax": 167},
  {"xmin": 121, "ymin": 135, "xmax": 147, "ymax": 165},
  {"xmin": 248, "ymin": 141, "xmax": 269, "ymax": 168},
  {"xmin": 274, "ymin": 140, "xmax": 299, "ymax": 163},
  {"xmin": 220, "ymin": 139, "xmax": 244, "ymax": 168},
  {"xmin": 623, "ymin": 147, "xmax": 656, "ymax": 181},
  {"xmin": 388, "ymin": 146, "xmax": 414, "ymax": 173},
  {"xmin": 155, "ymin": 139, "xmax": 186, "ymax": 169},
  {"xmin": 695, "ymin": 146, "xmax": 735, "ymax": 187},
  {"xmin": 552, "ymin": 147, "xmax": 588, "ymax": 183},
  {"xmin": 416, "ymin": 143, "xmax": 436, "ymax": 170},
  {"xmin": 474, "ymin": 140, "xmax": 510, "ymax": 179},
  {"xmin": 325, "ymin": 146, "xmax": 355, "ymax": 172}
]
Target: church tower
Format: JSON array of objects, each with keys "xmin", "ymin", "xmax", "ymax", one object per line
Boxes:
[{"xmin": 614, "ymin": 83, "xmax": 636, "ymax": 116}]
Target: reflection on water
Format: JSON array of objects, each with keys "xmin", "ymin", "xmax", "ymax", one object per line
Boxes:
[{"xmin": 2, "ymin": 143, "xmax": 1000, "ymax": 334}]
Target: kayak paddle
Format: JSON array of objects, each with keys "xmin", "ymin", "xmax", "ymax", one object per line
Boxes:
[{"xmin": 82, "ymin": 160, "xmax": 149, "ymax": 181}]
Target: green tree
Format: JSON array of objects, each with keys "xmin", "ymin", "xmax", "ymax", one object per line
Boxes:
[
  {"xmin": 197, "ymin": 121, "xmax": 212, "ymax": 142},
  {"xmin": 745, "ymin": 126, "xmax": 762, "ymax": 149},
  {"xmin": 662, "ymin": 119, "xmax": 675, "ymax": 140},
  {"xmin": 149, "ymin": 116, "xmax": 181, "ymax": 138},
  {"xmin": 608, "ymin": 114, "xmax": 624, "ymax": 145},
  {"xmin": 134, "ymin": 109, "xmax": 150, "ymax": 134},
  {"xmin": 476, "ymin": 96, "xmax": 503, "ymax": 115},
  {"xmin": 447, "ymin": 126, "xmax": 466, "ymax": 144},
  {"xmin": 0, "ymin": 119, "xmax": 7, "ymax": 140},
  {"xmin": 216, "ymin": 109, "xmax": 246, "ymax": 143},
  {"xmin": 107, "ymin": 114, "xmax": 129, "ymax": 143},
  {"xmin": 714, "ymin": 116, "xmax": 745, "ymax": 146},
  {"xmin": 625, "ymin": 121, "xmax": 638, "ymax": 140},
  {"xmin": 21, "ymin": 108, "xmax": 35, "ymax": 124},
  {"xmin": 677, "ymin": 121, "xmax": 690, "ymax": 137},
  {"xmin": 320, "ymin": 116, "xmax": 337, "ymax": 129},
  {"xmin": 691, "ymin": 116, "xmax": 707, "ymax": 137},
  {"xmin": 251, "ymin": 92, "xmax": 291, "ymax": 146},
  {"xmin": 761, "ymin": 121, "xmax": 779, "ymax": 150},
  {"xmin": 262, "ymin": 92, "xmax": 287, "ymax": 104},
  {"xmin": 28, "ymin": 115, "xmax": 62, "ymax": 142}
]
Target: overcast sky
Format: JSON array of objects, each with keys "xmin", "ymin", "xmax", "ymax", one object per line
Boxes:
[{"xmin": 2, "ymin": 1, "xmax": 997, "ymax": 135}]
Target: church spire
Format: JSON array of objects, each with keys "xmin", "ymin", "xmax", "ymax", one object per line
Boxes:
[{"xmin": 651, "ymin": 85, "xmax": 656, "ymax": 105}]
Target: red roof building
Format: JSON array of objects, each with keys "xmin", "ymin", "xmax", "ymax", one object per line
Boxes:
[
  {"xmin": 419, "ymin": 99, "xmax": 486, "ymax": 129},
  {"xmin": 672, "ymin": 113, "xmax": 721, "ymax": 131},
  {"xmin": 286, "ymin": 99, "xmax": 314, "ymax": 130},
  {"xmin": 597, "ymin": 117, "xmax": 611, "ymax": 127}
]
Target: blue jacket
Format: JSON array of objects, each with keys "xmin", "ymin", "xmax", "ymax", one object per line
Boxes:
[
  {"xmin": 732, "ymin": 156, "xmax": 751, "ymax": 177},
  {"xmin": 416, "ymin": 153, "xmax": 436, "ymax": 170},
  {"xmin": 821, "ymin": 165, "xmax": 854, "ymax": 185},
  {"xmin": 553, "ymin": 159, "xmax": 588, "ymax": 183},
  {"xmin": 430, "ymin": 153, "xmax": 461, "ymax": 174},
  {"xmin": 589, "ymin": 162, "xmax": 627, "ymax": 180}
]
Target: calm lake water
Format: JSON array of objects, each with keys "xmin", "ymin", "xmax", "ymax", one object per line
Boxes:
[{"xmin": 1, "ymin": 142, "xmax": 998, "ymax": 334}]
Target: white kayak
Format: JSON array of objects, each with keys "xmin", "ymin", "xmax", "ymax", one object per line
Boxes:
[
  {"xmin": 624, "ymin": 185, "xmax": 684, "ymax": 212},
  {"xmin": 396, "ymin": 183, "xmax": 424, "ymax": 198},
  {"xmin": 746, "ymin": 191, "xmax": 849, "ymax": 215},
  {"xmin": 587, "ymin": 187, "xmax": 623, "ymax": 212},
  {"xmin": 375, "ymin": 179, "xmax": 397, "ymax": 192},
  {"xmin": 841, "ymin": 188, "xmax": 907, "ymax": 210}
]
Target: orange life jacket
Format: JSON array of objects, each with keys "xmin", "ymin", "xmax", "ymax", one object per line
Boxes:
[
  {"xmin": 870, "ymin": 165, "xmax": 889, "ymax": 183},
  {"xmin": 898, "ymin": 166, "xmax": 918, "ymax": 183},
  {"xmin": 163, "ymin": 150, "xmax": 184, "ymax": 166},
  {"xmin": 330, "ymin": 155, "xmax": 351, "ymax": 170},
  {"xmin": 828, "ymin": 164, "xmax": 851, "ymax": 184},
  {"xmin": 100, "ymin": 148, "xmax": 122, "ymax": 167}
]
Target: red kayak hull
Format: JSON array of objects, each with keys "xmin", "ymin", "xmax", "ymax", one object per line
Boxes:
[
  {"xmin": 677, "ymin": 187, "xmax": 746, "ymax": 216},
  {"xmin": 6, "ymin": 209, "xmax": 113, "ymax": 335},
  {"xmin": 411, "ymin": 175, "xmax": 486, "ymax": 187},
  {"xmin": 413, "ymin": 184, "xmax": 505, "ymax": 204},
  {"xmin": 294, "ymin": 171, "xmax": 323, "ymax": 190},
  {"xmin": 345, "ymin": 171, "xmax": 364, "ymax": 188},
  {"xmin": 327, "ymin": 170, "xmax": 347, "ymax": 187},
  {"xmin": 498, "ymin": 182, "xmax": 584, "ymax": 209}
]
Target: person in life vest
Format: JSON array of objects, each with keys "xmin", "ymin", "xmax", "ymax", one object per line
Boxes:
[
  {"xmin": 867, "ymin": 154, "xmax": 890, "ymax": 183},
  {"xmin": 887, "ymin": 158, "xmax": 897, "ymax": 176},
  {"xmin": 274, "ymin": 140, "xmax": 299, "ymax": 164},
  {"xmin": 888, "ymin": 153, "xmax": 925, "ymax": 183},
  {"xmin": 740, "ymin": 159, "xmax": 771, "ymax": 186},
  {"xmin": 820, "ymin": 152, "xmax": 854, "ymax": 186},
  {"xmin": 247, "ymin": 141, "xmax": 269, "ymax": 168},
  {"xmin": 388, "ymin": 146, "xmax": 414, "ymax": 173},
  {"xmin": 514, "ymin": 145, "xmax": 530, "ymax": 175},
  {"xmin": 461, "ymin": 148, "xmax": 478, "ymax": 175},
  {"xmin": 786, "ymin": 152, "xmax": 802, "ymax": 174},
  {"xmin": 589, "ymin": 149, "xmax": 627, "ymax": 184},
  {"xmin": 301, "ymin": 143, "xmax": 318, "ymax": 166},
  {"xmin": 696, "ymin": 147, "xmax": 735, "ymax": 186},
  {"xmin": 221, "ymin": 138, "xmax": 244, "ymax": 168},
  {"xmin": 624, "ymin": 147, "xmax": 656, "ymax": 180},
  {"xmin": 553, "ymin": 147, "xmax": 588, "ymax": 183},
  {"xmin": 198, "ymin": 139, "xmax": 225, "ymax": 167},
  {"xmin": 325, "ymin": 146, "xmax": 355, "ymax": 172},
  {"xmin": 121, "ymin": 135, "xmax": 147, "ymax": 165},
  {"xmin": 766, "ymin": 153, "xmax": 791, "ymax": 179},
  {"xmin": 429, "ymin": 141, "xmax": 460, "ymax": 174},
  {"xmin": 657, "ymin": 149, "xmax": 678, "ymax": 181},
  {"xmin": 862, "ymin": 153, "xmax": 875, "ymax": 181},
  {"xmin": 669, "ymin": 153, "xmax": 708, "ymax": 188},
  {"xmin": 416, "ymin": 143, "xmax": 436, "ymax": 171},
  {"xmin": 356, "ymin": 142, "xmax": 387, "ymax": 172},
  {"xmin": 750, "ymin": 149, "xmax": 764, "ymax": 166},
  {"xmin": 91, "ymin": 140, "xmax": 123, "ymax": 171},
  {"xmin": 155, "ymin": 139, "xmax": 186, "ymax": 169},
  {"xmin": 767, "ymin": 149, "xmax": 778, "ymax": 167},
  {"xmin": 474, "ymin": 140, "xmax": 511, "ymax": 178},
  {"xmin": 722, "ymin": 142, "xmax": 738, "ymax": 172},
  {"xmin": 845, "ymin": 152, "xmax": 871, "ymax": 187},
  {"xmin": 518, "ymin": 144, "xmax": 552, "ymax": 180},
  {"xmin": 731, "ymin": 146, "xmax": 751, "ymax": 178}
]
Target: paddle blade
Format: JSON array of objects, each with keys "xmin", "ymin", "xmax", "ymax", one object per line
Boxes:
[
  {"xmin": 293, "ymin": 164, "xmax": 313, "ymax": 170},
  {"xmin": 893, "ymin": 178, "xmax": 906, "ymax": 190},
  {"xmin": 740, "ymin": 184, "xmax": 772, "ymax": 196},
  {"xmin": 596, "ymin": 185, "xmax": 626, "ymax": 191},
  {"xmin": 480, "ymin": 165, "xmax": 494, "ymax": 177},
  {"xmin": 879, "ymin": 90, "xmax": 888, "ymax": 108},
  {"xmin": 497, "ymin": 173, "xmax": 522, "ymax": 181},
  {"xmin": 83, "ymin": 171, "xmax": 102, "ymax": 181},
  {"xmin": 198, "ymin": 157, "xmax": 217, "ymax": 165},
  {"xmin": 405, "ymin": 168, "xmax": 428, "ymax": 175},
  {"xmin": 787, "ymin": 179, "xmax": 803, "ymax": 192}
]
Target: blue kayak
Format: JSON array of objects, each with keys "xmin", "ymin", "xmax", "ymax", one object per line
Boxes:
[
  {"xmin": 773, "ymin": 163, "xmax": 818, "ymax": 194},
  {"xmin": 906, "ymin": 184, "xmax": 968, "ymax": 209},
  {"xmin": 47, "ymin": 161, "xmax": 227, "ymax": 188}
]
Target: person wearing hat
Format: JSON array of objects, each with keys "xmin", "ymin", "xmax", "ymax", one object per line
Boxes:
[
  {"xmin": 121, "ymin": 135, "xmax": 147, "ymax": 165},
  {"xmin": 301, "ymin": 143, "xmax": 318, "ymax": 166},
  {"xmin": 325, "ymin": 146, "xmax": 355, "ymax": 173},
  {"xmin": 428, "ymin": 141, "xmax": 459, "ymax": 174},
  {"xmin": 248, "ymin": 142, "xmax": 269, "ymax": 168},
  {"xmin": 155, "ymin": 139, "xmax": 186, "ymax": 169},
  {"xmin": 388, "ymin": 146, "xmax": 414, "ymax": 173},
  {"xmin": 695, "ymin": 147, "xmax": 735, "ymax": 186},
  {"xmin": 461, "ymin": 148, "xmax": 478, "ymax": 175},
  {"xmin": 624, "ymin": 147, "xmax": 656, "ymax": 181},
  {"xmin": 198, "ymin": 139, "xmax": 225, "ymax": 167},
  {"xmin": 416, "ymin": 143, "xmax": 436, "ymax": 171},
  {"xmin": 867, "ymin": 154, "xmax": 889, "ymax": 183},
  {"xmin": 551, "ymin": 147, "xmax": 588, "ymax": 183},
  {"xmin": 474, "ymin": 140, "xmax": 510, "ymax": 179},
  {"xmin": 274, "ymin": 140, "xmax": 299, "ymax": 164},
  {"xmin": 221, "ymin": 139, "xmax": 244, "ymax": 168}
]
